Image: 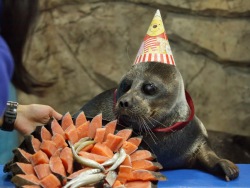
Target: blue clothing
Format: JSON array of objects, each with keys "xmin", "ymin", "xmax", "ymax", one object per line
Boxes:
[
  {"xmin": 0, "ymin": 36, "xmax": 14, "ymax": 117},
  {"xmin": 0, "ymin": 11, "xmax": 17, "ymax": 164},
  {"xmin": 0, "ymin": 83, "xmax": 18, "ymax": 164}
]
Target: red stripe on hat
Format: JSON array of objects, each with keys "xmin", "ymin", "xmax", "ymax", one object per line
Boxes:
[
  {"xmin": 142, "ymin": 54, "xmax": 146, "ymax": 62},
  {"xmin": 138, "ymin": 55, "xmax": 143, "ymax": 63},
  {"xmin": 169, "ymin": 55, "xmax": 172, "ymax": 65},
  {"xmin": 155, "ymin": 54, "xmax": 158, "ymax": 62},
  {"xmin": 134, "ymin": 56, "xmax": 139, "ymax": 64},
  {"xmin": 144, "ymin": 53, "xmax": 148, "ymax": 62},
  {"xmin": 137, "ymin": 56, "xmax": 140, "ymax": 64},
  {"xmin": 148, "ymin": 54, "xmax": 152, "ymax": 62},
  {"xmin": 166, "ymin": 54, "xmax": 170, "ymax": 64},
  {"xmin": 136, "ymin": 56, "xmax": 141, "ymax": 64},
  {"xmin": 170, "ymin": 55, "xmax": 175, "ymax": 65}
]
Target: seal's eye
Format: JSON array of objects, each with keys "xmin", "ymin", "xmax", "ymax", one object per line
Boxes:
[
  {"xmin": 142, "ymin": 83, "xmax": 157, "ymax": 95},
  {"xmin": 120, "ymin": 80, "xmax": 131, "ymax": 93}
]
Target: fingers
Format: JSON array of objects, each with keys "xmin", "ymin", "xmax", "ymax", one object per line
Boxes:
[{"xmin": 52, "ymin": 110, "xmax": 63, "ymax": 120}]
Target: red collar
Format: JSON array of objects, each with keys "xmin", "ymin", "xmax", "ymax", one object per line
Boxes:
[{"xmin": 113, "ymin": 90, "xmax": 195, "ymax": 133}]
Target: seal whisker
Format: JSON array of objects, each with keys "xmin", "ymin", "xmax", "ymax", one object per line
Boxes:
[
  {"xmin": 135, "ymin": 115, "xmax": 144, "ymax": 135},
  {"xmin": 142, "ymin": 115, "xmax": 156, "ymax": 128},
  {"xmin": 140, "ymin": 116, "xmax": 158, "ymax": 144},
  {"xmin": 147, "ymin": 116, "xmax": 167, "ymax": 128},
  {"xmin": 147, "ymin": 116, "xmax": 175, "ymax": 133}
]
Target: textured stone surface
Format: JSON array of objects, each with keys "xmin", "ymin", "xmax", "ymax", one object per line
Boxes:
[{"xmin": 19, "ymin": 0, "xmax": 250, "ymax": 136}]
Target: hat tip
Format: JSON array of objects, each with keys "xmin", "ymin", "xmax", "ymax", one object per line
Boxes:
[{"xmin": 154, "ymin": 9, "xmax": 162, "ymax": 18}]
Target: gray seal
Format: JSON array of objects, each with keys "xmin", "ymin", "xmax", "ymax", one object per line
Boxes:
[{"xmin": 75, "ymin": 62, "xmax": 239, "ymax": 181}]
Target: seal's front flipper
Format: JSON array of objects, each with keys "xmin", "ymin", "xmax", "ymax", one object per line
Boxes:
[
  {"xmin": 215, "ymin": 159, "xmax": 239, "ymax": 181},
  {"xmin": 195, "ymin": 143, "xmax": 239, "ymax": 181}
]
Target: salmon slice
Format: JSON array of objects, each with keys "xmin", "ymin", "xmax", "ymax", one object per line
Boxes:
[
  {"xmin": 114, "ymin": 129, "xmax": 133, "ymax": 152},
  {"xmin": 52, "ymin": 149, "xmax": 62, "ymax": 158},
  {"xmin": 40, "ymin": 140, "xmax": 57, "ymax": 157},
  {"xmin": 116, "ymin": 129, "xmax": 132, "ymax": 142},
  {"xmin": 65, "ymin": 124, "xmax": 79, "ymax": 144},
  {"xmin": 76, "ymin": 121, "xmax": 90, "ymax": 139},
  {"xmin": 130, "ymin": 150, "xmax": 156, "ymax": 162},
  {"xmin": 60, "ymin": 147, "xmax": 73, "ymax": 174},
  {"xmin": 30, "ymin": 150, "xmax": 49, "ymax": 166},
  {"xmin": 19, "ymin": 135, "xmax": 41, "ymax": 154},
  {"xmin": 103, "ymin": 133, "xmax": 124, "ymax": 152},
  {"xmin": 81, "ymin": 143, "xmax": 94, "ymax": 152},
  {"xmin": 61, "ymin": 112, "xmax": 73, "ymax": 131},
  {"xmin": 41, "ymin": 126, "xmax": 52, "ymax": 141},
  {"xmin": 11, "ymin": 174, "xmax": 40, "ymax": 186},
  {"xmin": 132, "ymin": 160, "xmax": 163, "ymax": 171},
  {"xmin": 32, "ymin": 126, "xmax": 52, "ymax": 142},
  {"xmin": 74, "ymin": 111, "xmax": 87, "ymax": 127},
  {"xmin": 128, "ymin": 170, "xmax": 167, "ymax": 181},
  {"xmin": 13, "ymin": 148, "xmax": 32, "ymax": 163},
  {"xmin": 30, "ymin": 136, "xmax": 41, "ymax": 154},
  {"xmin": 91, "ymin": 142, "xmax": 114, "ymax": 158},
  {"xmin": 10, "ymin": 162, "xmax": 35, "ymax": 175},
  {"xmin": 112, "ymin": 180, "xmax": 122, "ymax": 188},
  {"xmin": 49, "ymin": 155, "xmax": 66, "ymax": 177},
  {"xmin": 88, "ymin": 113, "xmax": 102, "ymax": 138},
  {"xmin": 78, "ymin": 151, "xmax": 110, "ymax": 163},
  {"xmin": 94, "ymin": 127, "xmax": 106, "ymax": 143},
  {"xmin": 125, "ymin": 181, "xmax": 156, "ymax": 188},
  {"xmin": 40, "ymin": 174, "xmax": 61, "ymax": 188},
  {"xmin": 51, "ymin": 133, "xmax": 67, "ymax": 149},
  {"xmin": 127, "ymin": 136, "xmax": 143, "ymax": 147},
  {"xmin": 103, "ymin": 120, "xmax": 117, "ymax": 141},
  {"xmin": 33, "ymin": 164, "xmax": 51, "ymax": 180},
  {"xmin": 51, "ymin": 118, "xmax": 65, "ymax": 139},
  {"xmin": 117, "ymin": 165, "xmax": 133, "ymax": 184},
  {"xmin": 122, "ymin": 141, "xmax": 138, "ymax": 155},
  {"xmin": 121, "ymin": 155, "xmax": 132, "ymax": 166}
]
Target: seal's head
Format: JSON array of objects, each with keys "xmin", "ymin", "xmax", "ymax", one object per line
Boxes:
[{"xmin": 114, "ymin": 62, "xmax": 190, "ymax": 131}]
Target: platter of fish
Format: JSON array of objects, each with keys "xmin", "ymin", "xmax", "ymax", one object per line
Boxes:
[{"xmin": 4, "ymin": 112, "xmax": 167, "ymax": 187}]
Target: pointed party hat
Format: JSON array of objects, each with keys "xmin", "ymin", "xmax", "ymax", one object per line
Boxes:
[{"xmin": 133, "ymin": 10, "xmax": 175, "ymax": 65}]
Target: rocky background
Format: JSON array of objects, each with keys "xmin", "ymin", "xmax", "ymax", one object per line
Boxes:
[{"xmin": 19, "ymin": 0, "xmax": 250, "ymax": 136}]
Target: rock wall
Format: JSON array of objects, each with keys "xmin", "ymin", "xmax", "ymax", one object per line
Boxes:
[{"xmin": 19, "ymin": 0, "xmax": 250, "ymax": 136}]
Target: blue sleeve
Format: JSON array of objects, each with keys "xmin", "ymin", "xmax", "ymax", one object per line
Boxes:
[{"xmin": 0, "ymin": 36, "xmax": 14, "ymax": 117}]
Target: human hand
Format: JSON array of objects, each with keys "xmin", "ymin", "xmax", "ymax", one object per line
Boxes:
[{"xmin": 14, "ymin": 104, "xmax": 62, "ymax": 135}]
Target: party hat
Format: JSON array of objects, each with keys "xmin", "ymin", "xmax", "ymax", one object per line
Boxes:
[{"xmin": 133, "ymin": 10, "xmax": 175, "ymax": 65}]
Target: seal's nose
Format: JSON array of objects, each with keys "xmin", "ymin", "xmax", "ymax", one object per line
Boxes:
[{"xmin": 119, "ymin": 97, "xmax": 132, "ymax": 108}]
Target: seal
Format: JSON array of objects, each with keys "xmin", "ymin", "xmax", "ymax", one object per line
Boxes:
[{"xmin": 75, "ymin": 62, "xmax": 239, "ymax": 181}]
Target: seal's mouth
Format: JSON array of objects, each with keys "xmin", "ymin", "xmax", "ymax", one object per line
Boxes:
[
  {"xmin": 116, "ymin": 115, "xmax": 140, "ymax": 129},
  {"xmin": 117, "ymin": 115, "xmax": 137, "ymax": 123}
]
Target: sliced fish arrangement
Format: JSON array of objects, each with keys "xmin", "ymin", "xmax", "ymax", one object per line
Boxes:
[{"xmin": 4, "ymin": 112, "xmax": 166, "ymax": 187}]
